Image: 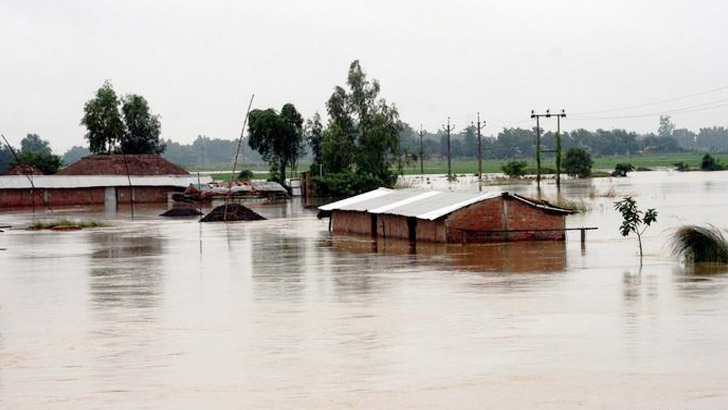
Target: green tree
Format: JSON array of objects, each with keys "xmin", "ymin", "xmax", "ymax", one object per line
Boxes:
[
  {"xmin": 0, "ymin": 145, "xmax": 14, "ymax": 174},
  {"xmin": 657, "ymin": 115, "xmax": 675, "ymax": 138},
  {"xmin": 612, "ymin": 163, "xmax": 634, "ymax": 177},
  {"xmin": 81, "ymin": 80, "xmax": 126, "ymax": 154},
  {"xmin": 12, "ymin": 134, "xmax": 63, "ymax": 174},
  {"xmin": 20, "ymin": 133, "xmax": 51, "ymax": 155},
  {"xmin": 614, "ymin": 197, "xmax": 658, "ymax": 265},
  {"xmin": 11, "ymin": 151, "xmax": 63, "ymax": 174},
  {"xmin": 563, "ymin": 147, "xmax": 593, "ymax": 178},
  {"xmin": 322, "ymin": 60, "xmax": 401, "ymax": 186},
  {"xmin": 62, "ymin": 146, "xmax": 91, "ymax": 166},
  {"xmin": 700, "ymin": 153, "xmax": 725, "ymax": 171},
  {"xmin": 120, "ymin": 94, "xmax": 165, "ymax": 154},
  {"xmin": 305, "ymin": 112, "xmax": 324, "ymax": 174},
  {"xmin": 247, "ymin": 103, "xmax": 304, "ymax": 185},
  {"xmin": 501, "ymin": 160, "xmax": 527, "ymax": 178}
]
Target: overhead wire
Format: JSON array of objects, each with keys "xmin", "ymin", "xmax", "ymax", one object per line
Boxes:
[{"xmin": 573, "ymin": 84, "xmax": 728, "ymax": 116}]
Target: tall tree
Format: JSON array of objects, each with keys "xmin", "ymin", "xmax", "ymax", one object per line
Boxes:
[
  {"xmin": 0, "ymin": 145, "xmax": 13, "ymax": 174},
  {"xmin": 13, "ymin": 134, "xmax": 63, "ymax": 174},
  {"xmin": 305, "ymin": 112, "xmax": 324, "ymax": 174},
  {"xmin": 323, "ymin": 60, "xmax": 401, "ymax": 184},
  {"xmin": 81, "ymin": 80, "xmax": 126, "ymax": 154},
  {"xmin": 120, "ymin": 94, "xmax": 165, "ymax": 154},
  {"xmin": 658, "ymin": 115, "xmax": 675, "ymax": 138},
  {"xmin": 20, "ymin": 133, "xmax": 51, "ymax": 155},
  {"xmin": 247, "ymin": 103, "xmax": 304, "ymax": 185}
]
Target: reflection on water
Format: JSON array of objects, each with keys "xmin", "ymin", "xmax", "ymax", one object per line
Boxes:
[
  {"xmin": 2, "ymin": 171, "xmax": 728, "ymax": 409},
  {"xmin": 328, "ymin": 235, "xmax": 566, "ymax": 273},
  {"xmin": 88, "ymin": 231, "xmax": 166, "ymax": 311},
  {"xmin": 251, "ymin": 232, "xmax": 306, "ymax": 300}
]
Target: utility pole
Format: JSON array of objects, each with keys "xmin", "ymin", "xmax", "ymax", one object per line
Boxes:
[
  {"xmin": 554, "ymin": 110, "xmax": 566, "ymax": 191},
  {"xmin": 530, "ymin": 109, "xmax": 549, "ymax": 189},
  {"xmin": 443, "ymin": 117, "xmax": 455, "ymax": 180},
  {"xmin": 419, "ymin": 124, "xmax": 424, "ymax": 175},
  {"xmin": 476, "ymin": 113, "xmax": 485, "ymax": 191},
  {"xmin": 531, "ymin": 109, "xmax": 566, "ymax": 191}
]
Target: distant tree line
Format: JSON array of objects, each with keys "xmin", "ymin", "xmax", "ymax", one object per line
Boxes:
[{"xmin": 397, "ymin": 115, "xmax": 728, "ymax": 161}]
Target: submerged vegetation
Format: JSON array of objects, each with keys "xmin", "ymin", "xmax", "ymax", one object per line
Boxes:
[
  {"xmin": 28, "ymin": 218, "xmax": 106, "ymax": 231},
  {"xmin": 669, "ymin": 225, "xmax": 728, "ymax": 264}
]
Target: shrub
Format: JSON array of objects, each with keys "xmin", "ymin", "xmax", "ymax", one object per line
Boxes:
[
  {"xmin": 700, "ymin": 154, "xmax": 725, "ymax": 171},
  {"xmin": 237, "ymin": 169, "xmax": 254, "ymax": 180},
  {"xmin": 673, "ymin": 161, "xmax": 690, "ymax": 172},
  {"xmin": 312, "ymin": 171, "xmax": 394, "ymax": 198},
  {"xmin": 501, "ymin": 160, "xmax": 527, "ymax": 178},
  {"xmin": 612, "ymin": 163, "xmax": 634, "ymax": 177},
  {"xmin": 563, "ymin": 148, "xmax": 593, "ymax": 178}
]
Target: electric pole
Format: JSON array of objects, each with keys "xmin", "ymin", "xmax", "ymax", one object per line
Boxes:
[
  {"xmin": 419, "ymin": 124, "xmax": 424, "ymax": 175},
  {"xmin": 476, "ymin": 113, "xmax": 485, "ymax": 191},
  {"xmin": 443, "ymin": 117, "xmax": 455, "ymax": 180},
  {"xmin": 530, "ymin": 109, "xmax": 566, "ymax": 190},
  {"xmin": 554, "ymin": 110, "xmax": 566, "ymax": 191}
]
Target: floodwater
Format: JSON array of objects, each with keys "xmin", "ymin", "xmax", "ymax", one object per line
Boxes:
[{"xmin": 1, "ymin": 171, "xmax": 728, "ymax": 409}]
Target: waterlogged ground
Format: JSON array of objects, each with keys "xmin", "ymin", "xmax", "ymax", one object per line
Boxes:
[{"xmin": 1, "ymin": 171, "xmax": 728, "ymax": 409}]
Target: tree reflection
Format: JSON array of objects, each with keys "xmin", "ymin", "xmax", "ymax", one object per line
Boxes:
[
  {"xmin": 250, "ymin": 232, "xmax": 306, "ymax": 301},
  {"xmin": 88, "ymin": 231, "xmax": 165, "ymax": 311}
]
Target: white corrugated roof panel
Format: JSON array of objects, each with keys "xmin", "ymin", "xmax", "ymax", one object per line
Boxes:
[
  {"xmin": 319, "ymin": 188, "xmax": 503, "ymax": 220},
  {"xmin": 0, "ymin": 175, "xmax": 212, "ymax": 189},
  {"xmin": 318, "ymin": 187, "xmax": 393, "ymax": 211}
]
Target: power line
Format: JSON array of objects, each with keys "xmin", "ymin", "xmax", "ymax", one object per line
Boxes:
[
  {"xmin": 570, "ymin": 97, "xmax": 728, "ymax": 121},
  {"xmin": 573, "ymin": 84, "xmax": 728, "ymax": 116}
]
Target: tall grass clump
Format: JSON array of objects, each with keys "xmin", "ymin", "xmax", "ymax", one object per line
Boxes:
[{"xmin": 669, "ymin": 225, "xmax": 728, "ymax": 264}]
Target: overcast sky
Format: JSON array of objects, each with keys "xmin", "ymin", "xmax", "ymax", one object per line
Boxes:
[{"xmin": 2, "ymin": 0, "xmax": 727, "ymax": 152}]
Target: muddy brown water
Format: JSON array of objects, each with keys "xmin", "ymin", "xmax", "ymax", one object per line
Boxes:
[{"xmin": 1, "ymin": 171, "xmax": 727, "ymax": 409}]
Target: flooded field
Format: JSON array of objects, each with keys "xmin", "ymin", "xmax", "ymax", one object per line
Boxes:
[{"xmin": 1, "ymin": 171, "xmax": 728, "ymax": 409}]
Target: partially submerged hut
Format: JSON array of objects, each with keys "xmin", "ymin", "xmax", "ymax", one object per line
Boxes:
[
  {"xmin": 319, "ymin": 188, "xmax": 574, "ymax": 243},
  {"xmin": 0, "ymin": 155, "xmax": 211, "ymax": 208}
]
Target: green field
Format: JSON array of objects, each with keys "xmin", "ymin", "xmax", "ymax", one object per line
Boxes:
[
  {"xmin": 194, "ymin": 153, "xmax": 726, "ymax": 181},
  {"xmin": 400, "ymin": 153, "xmax": 728, "ymax": 175}
]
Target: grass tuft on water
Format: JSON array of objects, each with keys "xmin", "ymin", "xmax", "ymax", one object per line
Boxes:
[
  {"xmin": 28, "ymin": 218, "xmax": 107, "ymax": 231},
  {"xmin": 669, "ymin": 224, "xmax": 728, "ymax": 264}
]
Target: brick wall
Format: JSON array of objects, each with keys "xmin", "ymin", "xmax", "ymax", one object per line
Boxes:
[
  {"xmin": 445, "ymin": 196, "xmax": 565, "ymax": 243},
  {"xmin": 117, "ymin": 187, "xmax": 181, "ymax": 204},
  {"xmin": 332, "ymin": 210, "xmax": 372, "ymax": 236},
  {"xmin": 503, "ymin": 197, "xmax": 565, "ymax": 241},
  {"xmin": 378, "ymin": 214, "xmax": 408, "ymax": 240},
  {"xmin": 0, "ymin": 186, "xmax": 181, "ymax": 208},
  {"xmin": 329, "ymin": 195, "xmax": 566, "ymax": 243}
]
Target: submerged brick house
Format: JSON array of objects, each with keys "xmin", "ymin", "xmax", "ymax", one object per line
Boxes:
[
  {"xmin": 0, "ymin": 155, "xmax": 211, "ymax": 208},
  {"xmin": 319, "ymin": 188, "xmax": 574, "ymax": 243}
]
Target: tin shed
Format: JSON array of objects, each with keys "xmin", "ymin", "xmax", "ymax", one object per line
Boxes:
[{"xmin": 319, "ymin": 188, "xmax": 575, "ymax": 243}]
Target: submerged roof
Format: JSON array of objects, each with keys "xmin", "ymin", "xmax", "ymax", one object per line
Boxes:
[
  {"xmin": 58, "ymin": 154, "xmax": 189, "ymax": 176},
  {"xmin": 319, "ymin": 188, "xmax": 573, "ymax": 221},
  {"xmin": 0, "ymin": 175, "xmax": 213, "ymax": 189}
]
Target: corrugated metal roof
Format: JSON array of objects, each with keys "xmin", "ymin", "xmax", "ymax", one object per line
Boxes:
[
  {"xmin": 319, "ymin": 188, "xmax": 501, "ymax": 221},
  {"xmin": 0, "ymin": 175, "xmax": 213, "ymax": 189},
  {"xmin": 319, "ymin": 188, "xmax": 574, "ymax": 221},
  {"xmin": 318, "ymin": 187, "xmax": 393, "ymax": 211}
]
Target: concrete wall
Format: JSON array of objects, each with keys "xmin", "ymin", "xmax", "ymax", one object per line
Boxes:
[{"xmin": 0, "ymin": 186, "xmax": 182, "ymax": 208}]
